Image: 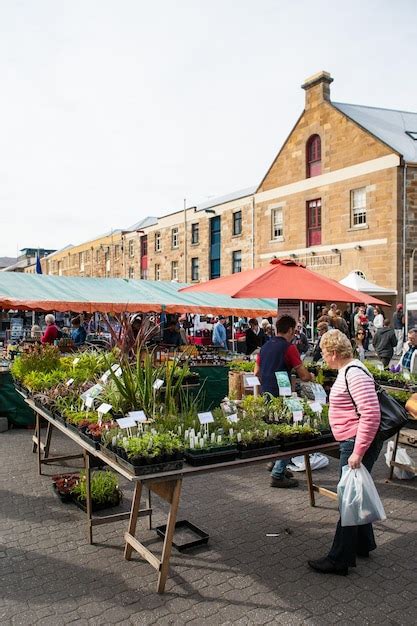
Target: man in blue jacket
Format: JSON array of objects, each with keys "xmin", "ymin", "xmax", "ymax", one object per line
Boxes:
[{"xmin": 212, "ymin": 316, "xmax": 227, "ymax": 349}]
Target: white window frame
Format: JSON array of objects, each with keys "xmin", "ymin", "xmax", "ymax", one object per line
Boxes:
[
  {"xmin": 271, "ymin": 207, "xmax": 283, "ymax": 240},
  {"xmin": 191, "ymin": 257, "xmax": 199, "ymax": 281},
  {"xmin": 128, "ymin": 266, "xmax": 134, "ymax": 279},
  {"xmin": 79, "ymin": 252, "xmax": 84, "ymax": 272},
  {"xmin": 155, "ymin": 264, "xmax": 161, "ymax": 280},
  {"xmin": 232, "ymin": 250, "xmax": 242, "ymax": 273},
  {"xmin": 155, "ymin": 232, "xmax": 161, "ymax": 252},
  {"xmin": 171, "ymin": 260, "xmax": 178, "ymax": 281},
  {"xmin": 351, "ymin": 187, "xmax": 367, "ymax": 227},
  {"xmin": 128, "ymin": 240, "xmax": 134, "ymax": 257},
  {"xmin": 171, "ymin": 227, "xmax": 179, "ymax": 249}
]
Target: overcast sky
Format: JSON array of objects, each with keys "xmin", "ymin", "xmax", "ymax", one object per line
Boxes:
[{"xmin": 1, "ymin": 0, "xmax": 416, "ymax": 257}]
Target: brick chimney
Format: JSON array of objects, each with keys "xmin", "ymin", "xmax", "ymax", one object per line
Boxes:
[{"xmin": 302, "ymin": 71, "xmax": 333, "ymax": 110}]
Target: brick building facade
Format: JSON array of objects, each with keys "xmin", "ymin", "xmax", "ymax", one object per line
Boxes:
[{"xmin": 42, "ymin": 71, "xmax": 417, "ymax": 302}]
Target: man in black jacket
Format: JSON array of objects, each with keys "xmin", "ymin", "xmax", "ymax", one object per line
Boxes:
[
  {"xmin": 245, "ymin": 318, "xmax": 265, "ymax": 355},
  {"xmin": 373, "ymin": 319, "xmax": 397, "ymax": 368}
]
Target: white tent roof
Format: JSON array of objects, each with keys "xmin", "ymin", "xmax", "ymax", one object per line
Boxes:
[{"xmin": 339, "ymin": 271, "xmax": 397, "ymax": 296}]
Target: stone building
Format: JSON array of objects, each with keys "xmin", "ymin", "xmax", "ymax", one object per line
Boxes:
[{"xmin": 40, "ymin": 71, "xmax": 417, "ymax": 302}]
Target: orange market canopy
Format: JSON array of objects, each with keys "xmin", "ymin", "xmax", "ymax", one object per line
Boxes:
[
  {"xmin": 0, "ymin": 273, "xmax": 278, "ymax": 317},
  {"xmin": 180, "ymin": 259, "xmax": 390, "ymax": 306}
]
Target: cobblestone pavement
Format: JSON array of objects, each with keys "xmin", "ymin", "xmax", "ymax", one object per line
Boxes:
[{"xmin": 1, "ymin": 428, "xmax": 417, "ymax": 625}]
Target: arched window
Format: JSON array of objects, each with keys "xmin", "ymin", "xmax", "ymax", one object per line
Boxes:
[{"xmin": 306, "ymin": 134, "xmax": 321, "ymax": 177}]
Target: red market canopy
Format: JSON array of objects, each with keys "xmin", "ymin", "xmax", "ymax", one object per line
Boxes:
[{"xmin": 180, "ymin": 259, "xmax": 389, "ymax": 306}]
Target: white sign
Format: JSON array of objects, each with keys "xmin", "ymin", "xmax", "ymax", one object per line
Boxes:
[
  {"xmin": 293, "ymin": 411, "xmax": 303, "ymax": 423},
  {"xmin": 85, "ymin": 396, "xmax": 94, "ymax": 409},
  {"xmin": 311, "ymin": 383, "xmax": 327, "ymax": 404},
  {"xmin": 97, "ymin": 403, "xmax": 112, "ymax": 415},
  {"xmin": 81, "ymin": 383, "xmax": 103, "ymax": 401},
  {"xmin": 309, "ymin": 401, "xmax": 323, "ymax": 414},
  {"xmin": 129, "ymin": 410, "xmax": 147, "ymax": 423},
  {"xmin": 66, "ymin": 378, "xmax": 74, "ymax": 387},
  {"xmin": 275, "ymin": 371, "xmax": 292, "ymax": 396},
  {"xmin": 226, "ymin": 413, "xmax": 239, "ymax": 423},
  {"xmin": 153, "ymin": 378, "xmax": 164, "ymax": 390},
  {"xmin": 111, "ymin": 363, "xmax": 120, "ymax": 372},
  {"xmin": 100, "ymin": 370, "xmax": 111, "ymax": 383},
  {"xmin": 198, "ymin": 411, "xmax": 214, "ymax": 425},
  {"xmin": 245, "ymin": 375, "xmax": 260, "ymax": 387},
  {"xmin": 116, "ymin": 416, "xmax": 137, "ymax": 429},
  {"xmin": 403, "ymin": 370, "xmax": 411, "ymax": 380},
  {"xmin": 114, "ymin": 367, "xmax": 123, "ymax": 378}
]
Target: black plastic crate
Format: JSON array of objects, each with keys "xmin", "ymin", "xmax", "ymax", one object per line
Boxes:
[{"xmin": 155, "ymin": 520, "xmax": 209, "ymax": 552}]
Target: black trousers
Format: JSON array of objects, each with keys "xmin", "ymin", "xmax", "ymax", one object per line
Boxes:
[{"xmin": 328, "ymin": 436, "xmax": 383, "ymax": 567}]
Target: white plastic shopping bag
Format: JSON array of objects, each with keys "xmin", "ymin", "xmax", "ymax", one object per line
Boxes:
[
  {"xmin": 337, "ymin": 465, "xmax": 386, "ymax": 527},
  {"xmin": 288, "ymin": 453, "xmax": 329, "ymax": 472},
  {"xmin": 385, "ymin": 441, "xmax": 416, "ymax": 480}
]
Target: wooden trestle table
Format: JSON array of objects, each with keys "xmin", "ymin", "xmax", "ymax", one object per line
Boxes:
[{"xmin": 27, "ymin": 398, "xmax": 338, "ymax": 593}]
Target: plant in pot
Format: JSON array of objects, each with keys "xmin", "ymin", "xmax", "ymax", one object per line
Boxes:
[
  {"xmin": 184, "ymin": 427, "xmax": 238, "ymax": 466},
  {"xmin": 71, "ymin": 470, "xmax": 122, "ymax": 511}
]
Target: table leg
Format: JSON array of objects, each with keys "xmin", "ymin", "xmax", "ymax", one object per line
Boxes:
[
  {"xmin": 44, "ymin": 422, "xmax": 53, "ymax": 459},
  {"xmin": 157, "ymin": 478, "xmax": 182, "ymax": 594},
  {"xmin": 36, "ymin": 412, "xmax": 42, "ymax": 475},
  {"xmin": 304, "ymin": 453, "xmax": 315, "ymax": 507},
  {"xmin": 124, "ymin": 482, "xmax": 143, "ymax": 560},
  {"xmin": 389, "ymin": 431, "xmax": 400, "ymax": 480},
  {"xmin": 84, "ymin": 451, "xmax": 93, "ymax": 545},
  {"xmin": 147, "ymin": 488, "xmax": 152, "ymax": 530}
]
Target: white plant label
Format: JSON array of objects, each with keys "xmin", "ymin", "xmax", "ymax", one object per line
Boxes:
[
  {"xmin": 311, "ymin": 383, "xmax": 327, "ymax": 404},
  {"xmin": 275, "ymin": 371, "xmax": 292, "ymax": 396},
  {"xmin": 153, "ymin": 378, "xmax": 164, "ymax": 390},
  {"xmin": 116, "ymin": 416, "xmax": 137, "ymax": 429},
  {"xmin": 293, "ymin": 411, "xmax": 303, "ymax": 423},
  {"xmin": 100, "ymin": 370, "xmax": 111, "ymax": 383},
  {"xmin": 111, "ymin": 363, "xmax": 120, "ymax": 372},
  {"xmin": 309, "ymin": 401, "xmax": 323, "ymax": 414},
  {"xmin": 403, "ymin": 370, "xmax": 411, "ymax": 380},
  {"xmin": 85, "ymin": 396, "xmax": 94, "ymax": 409},
  {"xmin": 97, "ymin": 403, "xmax": 112, "ymax": 415},
  {"xmin": 227, "ymin": 413, "xmax": 239, "ymax": 423},
  {"xmin": 129, "ymin": 410, "xmax": 147, "ymax": 423},
  {"xmin": 114, "ymin": 367, "xmax": 123, "ymax": 378},
  {"xmin": 245, "ymin": 375, "xmax": 260, "ymax": 387},
  {"xmin": 72, "ymin": 358, "xmax": 80, "ymax": 366},
  {"xmin": 198, "ymin": 411, "xmax": 214, "ymax": 425},
  {"xmin": 66, "ymin": 378, "xmax": 74, "ymax": 387},
  {"xmin": 81, "ymin": 383, "xmax": 103, "ymax": 401}
]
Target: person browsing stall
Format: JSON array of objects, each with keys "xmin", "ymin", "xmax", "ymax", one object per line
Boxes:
[
  {"xmin": 71, "ymin": 317, "xmax": 87, "ymax": 347},
  {"xmin": 41, "ymin": 314, "xmax": 60, "ymax": 345},
  {"xmin": 245, "ymin": 318, "xmax": 265, "ymax": 355},
  {"xmin": 308, "ymin": 329, "xmax": 382, "ymax": 576},
  {"xmin": 212, "ymin": 316, "xmax": 228, "ymax": 349},
  {"xmin": 254, "ymin": 315, "xmax": 314, "ymax": 488}
]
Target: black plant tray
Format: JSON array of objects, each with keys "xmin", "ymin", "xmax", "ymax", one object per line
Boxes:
[
  {"xmin": 238, "ymin": 444, "xmax": 282, "ymax": 459},
  {"xmin": 155, "ymin": 520, "xmax": 209, "ymax": 552},
  {"xmin": 185, "ymin": 446, "xmax": 238, "ymax": 466},
  {"xmin": 114, "ymin": 455, "xmax": 184, "ymax": 476},
  {"xmin": 52, "ymin": 483, "xmax": 74, "ymax": 504},
  {"xmin": 74, "ymin": 494, "xmax": 122, "ymax": 513},
  {"xmin": 77, "ymin": 430, "xmax": 101, "ymax": 450},
  {"xmin": 281, "ymin": 436, "xmax": 321, "ymax": 451}
]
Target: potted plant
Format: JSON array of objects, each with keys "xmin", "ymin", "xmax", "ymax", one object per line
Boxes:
[{"xmin": 71, "ymin": 470, "xmax": 122, "ymax": 511}]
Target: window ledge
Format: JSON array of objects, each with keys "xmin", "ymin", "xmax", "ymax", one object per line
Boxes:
[
  {"xmin": 190, "ymin": 242, "xmax": 200, "ymax": 247},
  {"xmin": 269, "ymin": 237, "xmax": 285, "ymax": 244},
  {"xmin": 347, "ymin": 225, "xmax": 368, "ymax": 232},
  {"xmin": 232, "ymin": 233, "xmax": 242, "ymax": 238}
]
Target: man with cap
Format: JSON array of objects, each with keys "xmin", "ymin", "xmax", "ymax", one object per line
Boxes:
[
  {"xmin": 212, "ymin": 316, "xmax": 228, "ymax": 349},
  {"xmin": 393, "ymin": 304, "xmax": 405, "ymax": 356}
]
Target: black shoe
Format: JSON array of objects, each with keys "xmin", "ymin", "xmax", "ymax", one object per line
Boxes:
[
  {"xmin": 308, "ymin": 557, "xmax": 348, "ymax": 576},
  {"xmin": 266, "ymin": 462, "xmax": 293, "ymax": 478},
  {"xmin": 270, "ymin": 476, "xmax": 299, "ymax": 488}
]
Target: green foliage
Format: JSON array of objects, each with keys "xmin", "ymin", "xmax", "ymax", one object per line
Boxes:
[
  {"xmin": 228, "ymin": 361, "xmax": 255, "ymax": 372},
  {"xmin": 23, "ymin": 369, "xmax": 67, "ymax": 391},
  {"xmin": 11, "ymin": 344, "xmax": 61, "ymax": 380},
  {"xmin": 71, "ymin": 470, "xmax": 121, "ymax": 505},
  {"xmin": 120, "ymin": 432, "xmax": 184, "ymax": 460}
]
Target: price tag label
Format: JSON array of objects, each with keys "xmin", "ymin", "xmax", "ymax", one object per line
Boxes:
[
  {"xmin": 97, "ymin": 403, "xmax": 112, "ymax": 415},
  {"xmin": 153, "ymin": 378, "xmax": 164, "ymax": 390},
  {"xmin": 81, "ymin": 383, "xmax": 103, "ymax": 401},
  {"xmin": 403, "ymin": 370, "xmax": 411, "ymax": 380},
  {"xmin": 116, "ymin": 416, "xmax": 137, "ymax": 429},
  {"xmin": 309, "ymin": 401, "xmax": 323, "ymax": 414},
  {"xmin": 100, "ymin": 370, "xmax": 111, "ymax": 383},
  {"xmin": 73, "ymin": 358, "xmax": 80, "ymax": 366},
  {"xmin": 128, "ymin": 410, "xmax": 147, "ymax": 423},
  {"xmin": 85, "ymin": 396, "xmax": 94, "ymax": 409},
  {"xmin": 226, "ymin": 413, "xmax": 239, "ymax": 423},
  {"xmin": 111, "ymin": 363, "xmax": 120, "ymax": 372},
  {"xmin": 198, "ymin": 411, "xmax": 214, "ymax": 424},
  {"xmin": 114, "ymin": 367, "xmax": 123, "ymax": 378},
  {"xmin": 66, "ymin": 378, "xmax": 74, "ymax": 387},
  {"xmin": 275, "ymin": 371, "xmax": 291, "ymax": 396},
  {"xmin": 311, "ymin": 383, "xmax": 327, "ymax": 404},
  {"xmin": 245, "ymin": 375, "xmax": 260, "ymax": 387},
  {"xmin": 293, "ymin": 411, "xmax": 303, "ymax": 423}
]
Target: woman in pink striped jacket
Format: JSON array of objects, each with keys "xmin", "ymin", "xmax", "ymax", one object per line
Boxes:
[{"xmin": 308, "ymin": 329, "xmax": 382, "ymax": 576}]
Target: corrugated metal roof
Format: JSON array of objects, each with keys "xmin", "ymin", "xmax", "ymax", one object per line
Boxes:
[
  {"xmin": 125, "ymin": 216, "xmax": 158, "ymax": 231},
  {"xmin": 0, "ymin": 257, "xmax": 17, "ymax": 269},
  {"xmin": 195, "ymin": 186, "xmax": 257, "ymax": 212},
  {"xmin": 334, "ymin": 102, "xmax": 417, "ymax": 163}
]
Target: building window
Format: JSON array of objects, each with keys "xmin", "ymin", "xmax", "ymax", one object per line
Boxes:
[
  {"xmin": 171, "ymin": 227, "xmax": 179, "ymax": 249},
  {"xmin": 307, "ymin": 198, "xmax": 322, "ymax": 246},
  {"xmin": 155, "ymin": 264, "xmax": 161, "ymax": 280},
  {"xmin": 114, "ymin": 245, "xmax": 120, "ymax": 259},
  {"xmin": 128, "ymin": 267, "xmax": 134, "ymax": 279},
  {"xmin": 191, "ymin": 223, "xmax": 199, "ymax": 244},
  {"xmin": 79, "ymin": 252, "xmax": 84, "ymax": 272},
  {"xmin": 232, "ymin": 250, "xmax": 242, "ymax": 274},
  {"xmin": 58, "ymin": 261, "xmax": 62, "ymax": 276},
  {"xmin": 233, "ymin": 210, "xmax": 242, "ymax": 236},
  {"xmin": 306, "ymin": 134, "xmax": 321, "ymax": 178},
  {"xmin": 271, "ymin": 208, "xmax": 283, "ymax": 239},
  {"xmin": 191, "ymin": 257, "xmax": 199, "ymax": 281},
  {"xmin": 155, "ymin": 231, "xmax": 161, "ymax": 252},
  {"xmin": 128, "ymin": 240, "xmax": 134, "ymax": 257},
  {"xmin": 171, "ymin": 260, "xmax": 178, "ymax": 281},
  {"xmin": 96, "ymin": 249, "xmax": 100, "ymax": 263},
  {"xmin": 351, "ymin": 187, "xmax": 367, "ymax": 226},
  {"xmin": 105, "ymin": 249, "xmax": 110, "ymax": 276}
]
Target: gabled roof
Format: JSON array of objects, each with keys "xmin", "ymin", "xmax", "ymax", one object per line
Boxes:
[
  {"xmin": 333, "ymin": 102, "xmax": 417, "ymax": 163},
  {"xmin": 125, "ymin": 216, "xmax": 158, "ymax": 232},
  {"xmin": 0, "ymin": 257, "xmax": 17, "ymax": 269},
  {"xmin": 195, "ymin": 186, "xmax": 257, "ymax": 212}
]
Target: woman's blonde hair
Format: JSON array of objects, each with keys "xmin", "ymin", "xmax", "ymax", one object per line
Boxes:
[{"xmin": 320, "ymin": 329, "xmax": 353, "ymax": 359}]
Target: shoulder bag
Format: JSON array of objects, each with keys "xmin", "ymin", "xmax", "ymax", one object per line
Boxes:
[{"xmin": 344, "ymin": 365, "xmax": 410, "ymax": 441}]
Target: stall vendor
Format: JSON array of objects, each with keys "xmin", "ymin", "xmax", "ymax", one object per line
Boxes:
[
  {"xmin": 162, "ymin": 320, "xmax": 183, "ymax": 347},
  {"xmin": 41, "ymin": 314, "xmax": 60, "ymax": 344},
  {"xmin": 254, "ymin": 315, "xmax": 314, "ymax": 489},
  {"xmin": 212, "ymin": 316, "xmax": 227, "ymax": 349},
  {"xmin": 71, "ymin": 317, "xmax": 87, "ymax": 346}
]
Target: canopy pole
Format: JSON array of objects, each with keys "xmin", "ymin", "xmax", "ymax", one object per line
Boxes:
[{"xmin": 231, "ymin": 315, "xmax": 235, "ymax": 352}]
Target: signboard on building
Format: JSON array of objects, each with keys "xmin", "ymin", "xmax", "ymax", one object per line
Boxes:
[{"xmin": 277, "ymin": 299, "xmax": 300, "ymax": 321}]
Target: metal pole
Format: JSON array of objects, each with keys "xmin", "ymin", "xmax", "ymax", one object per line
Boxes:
[
  {"xmin": 184, "ymin": 198, "xmax": 188, "ymax": 282},
  {"xmin": 409, "ymin": 248, "xmax": 417, "ymax": 294}
]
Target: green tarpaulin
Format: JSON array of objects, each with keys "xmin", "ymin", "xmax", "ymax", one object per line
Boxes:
[
  {"xmin": 0, "ymin": 273, "xmax": 276, "ymax": 316},
  {"xmin": 0, "ymin": 371, "xmax": 35, "ymax": 426}
]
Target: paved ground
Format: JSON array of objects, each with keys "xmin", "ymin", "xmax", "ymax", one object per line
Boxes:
[{"xmin": 1, "ymin": 427, "xmax": 417, "ymax": 625}]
